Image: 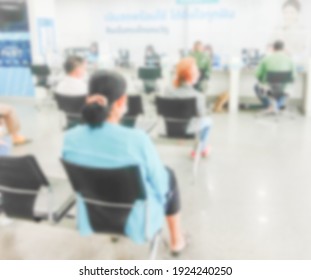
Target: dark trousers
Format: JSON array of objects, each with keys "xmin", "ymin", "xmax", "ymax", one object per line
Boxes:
[
  {"xmin": 165, "ymin": 167, "xmax": 181, "ymax": 216},
  {"xmin": 254, "ymin": 84, "xmax": 287, "ymax": 110},
  {"xmin": 194, "ymin": 70, "xmax": 207, "ymax": 92}
]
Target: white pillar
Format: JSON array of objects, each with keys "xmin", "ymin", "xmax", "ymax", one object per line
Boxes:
[
  {"xmin": 28, "ymin": 0, "xmax": 56, "ymax": 65},
  {"xmin": 304, "ymin": 58, "xmax": 311, "ymax": 117},
  {"xmin": 229, "ymin": 56, "xmax": 241, "ymax": 114}
]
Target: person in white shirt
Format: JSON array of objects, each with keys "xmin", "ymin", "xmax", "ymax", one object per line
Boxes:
[{"xmin": 56, "ymin": 56, "xmax": 88, "ymax": 95}]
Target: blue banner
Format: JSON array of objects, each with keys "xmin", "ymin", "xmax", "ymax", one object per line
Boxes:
[
  {"xmin": 0, "ymin": 0, "xmax": 34, "ymax": 97},
  {"xmin": 0, "ymin": 40, "xmax": 32, "ymax": 67}
]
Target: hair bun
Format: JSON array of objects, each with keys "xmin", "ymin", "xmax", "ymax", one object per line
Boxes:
[{"xmin": 82, "ymin": 103, "xmax": 108, "ymax": 127}]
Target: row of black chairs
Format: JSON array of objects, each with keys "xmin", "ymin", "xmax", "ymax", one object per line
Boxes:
[
  {"xmin": 54, "ymin": 93, "xmax": 198, "ymax": 138},
  {"xmin": 54, "ymin": 94, "xmax": 145, "ymax": 129},
  {"xmin": 31, "ymin": 64, "xmax": 294, "ymax": 114},
  {"xmin": 30, "ymin": 64, "xmax": 162, "ymax": 93},
  {"xmin": 0, "ymin": 155, "xmax": 161, "ymax": 259}
]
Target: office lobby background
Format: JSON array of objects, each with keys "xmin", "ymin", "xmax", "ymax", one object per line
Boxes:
[
  {"xmin": 1, "ymin": 0, "xmax": 310, "ymax": 99},
  {"xmin": 1, "ymin": 0, "xmax": 311, "ymax": 261}
]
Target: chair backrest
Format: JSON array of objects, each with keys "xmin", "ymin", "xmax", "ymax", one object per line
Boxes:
[
  {"xmin": 125, "ymin": 95, "xmax": 144, "ymax": 117},
  {"xmin": 30, "ymin": 65, "xmax": 51, "ymax": 77},
  {"xmin": 30, "ymin": 65, "xmax": 51, "ymax": 88},
  {"xmin": 266, "ymin": 72, "xmax": 293, "ymax": 98},
  {"xmin": 156, "ymin": 97, "xmax": 197, "ymax": 119},
  {"xmin": 54, "ymin": 93, "xmax": 86, "ymax": 115},
  {"xmin": 156, "ymin": 97, "xmax": 197, "ymax": 138},
  {"xmin": 122, "ymin": 95, "xmax": 144, "ymax": 127},
  {"xmin": 0, "ymin": 155, "xmax": 49, "ymax": 219},
  {"xmin": 267, "ymin": 71, "xmax": 293, "ymax": 84},
  {"xmin": 138, "ymin": 67, "xmax": 162, "ymax": 80},
  {"xmin": 61, "ymin": 160, "xmax": 146, "ymax": 234}
]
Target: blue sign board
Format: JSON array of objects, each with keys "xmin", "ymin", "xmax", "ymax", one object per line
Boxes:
[
  {"xmin": 0, "ymin": 0, "xmax": 34, "ymax": 96},
  {"xmin": 0, "ymin": 40, "xmax": 31, "ymax": 67}
]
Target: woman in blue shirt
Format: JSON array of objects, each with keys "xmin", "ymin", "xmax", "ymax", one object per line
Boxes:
[{"xmin": 62, "ymin": 70, "xmax": 185, "ymax": 256}]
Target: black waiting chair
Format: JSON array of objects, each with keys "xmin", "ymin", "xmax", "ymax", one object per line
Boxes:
[
  {"xmin": 122, "ymin": 95, "xmax": 144, "ymax": 128},
  {"xmin": 0, "ymin": 155, "xmax": 75, "ymax": 223},
  {"xmin": 54, "ymin": 93, "xmax": 86, "ymax": 129},
  {"xmin": 266, "ymin": 71, "xmax": 294, "ymax": 112},
  {"xmin": 31, "ymin": 65, "xmax": 54, "ymax": 110},
  {"xmin": 138, "ymin": 67, "xmax": 162, "ymax": 80},
  {"xmin": 156, "ymin": 97, "xmax": 202, "ymax": 180},
  {"xmin": 61, "ymin": 160, "xmax": 162, "ymax": 259},
  {"xmin": 30, "ymin": 65, "xmax": 51, "ymax": 89},
  {"xmin": 156, "ymin": 97, "xmax": 198, "ymax": 139},
  {"xmin": 138, "ymin": 67, "xmax": 162, "ymax": 94}
]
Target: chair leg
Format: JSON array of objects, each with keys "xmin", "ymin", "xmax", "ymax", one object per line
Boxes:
[
  {"xmin": 192, "ymin": 134, "xmax": 202, "ymax": 182},
  {"xmin": 149, "ymin": 231, "xmax": 161, "ymax": 260},
  {"xmin": 58, "ymin": 113, "xmax": 64, "ymax": 131},
  {"xmin": 0, "ymin": 214, "xmax": 13, "ymax": 227},
  {"xmin": 47, "ymin": 188, "xmax": 54, "ymax": 223},
  {"xmin": 52, "ymin": 195, "xmax": 76, "ymax": 224},
  {"xmin": 111, "ymin": 236, "xmax": 120, "ymax": 243}
]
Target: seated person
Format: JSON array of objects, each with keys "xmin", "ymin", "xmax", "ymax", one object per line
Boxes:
[
  {"xmin": 117, "ymin": 49, "xmax": 131, "ymax": 68},
  {"xmin": 190, "ymin": 41, "xmax": 211, "ymax": 92},
  {"xmin": 143, "ymin": 45, "xmax": 161, "ymax": 94},
  {"xmin": 87, "ymin": 42, "xmax": 99, "ymax": 66},
  {"xmin": 145, "ymin": 45, "xmax": 161, "ymax": 68},
  {"xmin": 0, "ymin": 103, "xmax": 29, "ymax": 146},
  {"xmin": 255, "ymin": 41, "xmax": 295, "ymax": 112},
  {"xmin": 55, "ymin": 56, "xmax": 88, "ymax": 95},
  {"xmin": 165, "ymin": 57, "xmax": 212, "ymax": 159},
  {"xmin": 62, "ymin": 70, "xmax": 186, "ymax": 256}
]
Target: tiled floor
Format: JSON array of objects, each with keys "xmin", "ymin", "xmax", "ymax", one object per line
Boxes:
[{"xmin": 1, "ymin": 101, "xmax": 311, "ymax": 259}]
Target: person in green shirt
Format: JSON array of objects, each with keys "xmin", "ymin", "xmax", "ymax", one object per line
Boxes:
[
  {"xmin": 190, "ymin": 41, "xmax": 211, "ymax": 92},
  {"xmin": 255, "ymin": 40, "xmax": 295, "ymax": 111}
]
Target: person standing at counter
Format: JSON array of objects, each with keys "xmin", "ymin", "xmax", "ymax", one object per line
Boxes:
[
  {"xmin": 255, "ymin": 41, "xmax": 295, "ymax": 112},
  {"xmin": 190, "ymin": 41, "xmax": 211, "ymax": 92}
]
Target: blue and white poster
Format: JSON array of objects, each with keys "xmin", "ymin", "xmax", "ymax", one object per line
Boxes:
[
  {"xmin": 0, "ymin": 40, "xmax": 32, "ymax": 67},
  {"xmin": 0, "ymin": 0, "xmax": 34, "ymax": 97}
]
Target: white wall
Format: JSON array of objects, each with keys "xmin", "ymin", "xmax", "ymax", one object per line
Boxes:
[
  {"xmin": 28, "ymin": 0, "xmax": 56, "ymax": 63},
  {"xmin": 54, "ymin": 0, "xmax": 94, "ymax": 50},
  {"xmin": 54, "ymin": 0, "xmax": 311, "ymax": 58}
]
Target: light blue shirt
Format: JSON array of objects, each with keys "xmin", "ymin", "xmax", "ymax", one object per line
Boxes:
[
  {"xmin": 62, "ymin": 123, "xmax": 169, "ymax": 244},
  {"xmin": 0, "ymin": 136, "xmax": 12, "ymax": 156}
]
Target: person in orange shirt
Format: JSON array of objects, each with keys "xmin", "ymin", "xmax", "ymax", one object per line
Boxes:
[{"xmin": 166, "ymin": 57, "xmax": 212, "ymax": 158}]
